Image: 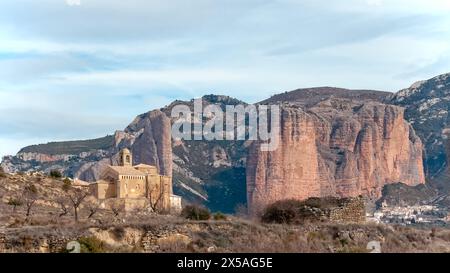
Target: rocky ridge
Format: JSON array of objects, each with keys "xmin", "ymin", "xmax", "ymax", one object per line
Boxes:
[
  {"xmin": 3, "ymin": 77, "xmax": 450, "ymax": 212},
  {"xmin": 247, "ymin": 90, "xmax": 425, "ymax": 214},
  {"xmin": 390, "ymin": 73, "xmax": 450, "ymax": 177}
]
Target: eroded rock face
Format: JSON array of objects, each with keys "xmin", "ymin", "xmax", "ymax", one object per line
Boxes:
[
  {"xmin": 247, "ymin": 100, "xmax": 425, "ymax": 215},
  {"xmin": 76, "ymin": 110, "xmax": 172, "ymax": 180},
  {"xmin": 1, "ymin": 89, "xmax": 429, "ymax": 213}
]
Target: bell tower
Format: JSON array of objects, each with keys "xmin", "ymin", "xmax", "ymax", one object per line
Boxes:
[{"xmin": 119, "ymin": 148, "xmax": 132, "ymax": 166}]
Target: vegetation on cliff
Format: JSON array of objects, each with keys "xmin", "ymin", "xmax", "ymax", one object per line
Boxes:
[{"xmin": 19, "ymin": 135, "xmax": 114, "ymax": 155}]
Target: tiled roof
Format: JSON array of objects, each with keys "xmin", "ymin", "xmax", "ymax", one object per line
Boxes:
[
  {"xmin": 94, "ymin": 179, "xmax": 115, "ymax": 184},
  {"xmin": 133, "ymin": 164, "xmax": 157, "ymax": 169},
  {"xmin": 108, "ymin": 166, "xmax": 146, "ymax": 176}
]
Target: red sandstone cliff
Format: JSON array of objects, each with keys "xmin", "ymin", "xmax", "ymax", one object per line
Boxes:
[{"xmin": 247, "ymin": 97, "xmax": 425, "ymax": 215}]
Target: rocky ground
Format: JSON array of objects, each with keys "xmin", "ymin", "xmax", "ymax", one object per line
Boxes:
[
  {"xmin": 2, "ymin": 213, "xmax": 450, "ymax": 253},
  {"xmin": 1, "ymin": 172, "xmax": 450, "ymax": 253}
]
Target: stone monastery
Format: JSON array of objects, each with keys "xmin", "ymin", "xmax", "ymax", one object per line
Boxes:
[{"xmin": 89, "ymin": 148, "xmax": 181, "ymax": 212}]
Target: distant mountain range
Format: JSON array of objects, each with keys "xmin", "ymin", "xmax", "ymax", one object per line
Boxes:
[{"xmin": 2, "ymin": 73, "xmax": 450, "ymax": 212}]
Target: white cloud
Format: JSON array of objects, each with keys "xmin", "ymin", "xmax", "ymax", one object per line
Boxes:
[
  {"xmin": 0, "ymin": 0, "xmax": 449, "ymax": 157},
  {"xmin": 66, "ymin": 0, "xmax": 81, "ymax": 6},
  {"xmin": 366, "ymin": 0, "xmax": 383, "ymax": 7}
]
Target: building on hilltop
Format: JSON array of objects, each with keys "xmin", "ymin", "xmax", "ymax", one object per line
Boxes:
[{"xmin": 89, "ymin": 148, "xmax": 182, "ymax": 213}]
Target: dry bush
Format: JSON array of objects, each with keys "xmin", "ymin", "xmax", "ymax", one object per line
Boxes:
[
  {"xmin": 110, "ymin": 226, "xmax": 126, "ymax": 240},
  {"xmin": 78, "ymin": 237, "xmax": 106, "ymax": 253},
  {"xmin": 7, "ymin": 197, "xmax": 23, "ymax": 213},
  {"xmin": 158, "ymin": 237, "xmax": 191, "ymax": 253},
  {"xmin": 0, "ymin": 167, "xmax": 6, "ymax": 178},
  {"xmin": 181, "ymin": 205, "xmax": 211, "ymax": 220},
  {"xmin": 213, "ymin": 212, "xmax": 227, "ymax": 221},
  {"xmin": 62, "ymin": 178, "xmax": 72, "ymax": 192},
  {"xmin": 261, "ymin": 200, "xmax": 300, "ymax": 224}
]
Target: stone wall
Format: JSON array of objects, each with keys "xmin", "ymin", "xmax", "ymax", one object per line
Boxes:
[
  {"xmin": 261, "ymin": 196, "xmax": 366, "ymax": 224},
  {"xmin": 0, "ymin": 231, "xmax": 83, "ymax": 253},
  {"xmin": 328, "ymin": 197, "xmax": 366, "ymax": 224},
  {"xmin": 90, "ymin": 181, "xmax": 116, "ymax": 199}
]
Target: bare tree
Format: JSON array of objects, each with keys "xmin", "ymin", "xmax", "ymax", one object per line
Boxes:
[
  {"xmin": 67, "ymin": 188, "xmax": 89, "ymax": 222},
  {"xmin": 110, "ymin": 203, "xmax": 123, "ymax": 222},
  {"xmin": 86, "ymin": 199, "xmax": 101, "ymax": 219},
  {"xmin": 56, "ymin": 197, "xmax": 70, "ymax": 218},
  {"xmin": 23, "ymin": 184, "xmax": 39, "ymax": 221},
  {"xmin": 147, "ymin": 183, "xmax": 165, "ymax": 213}
]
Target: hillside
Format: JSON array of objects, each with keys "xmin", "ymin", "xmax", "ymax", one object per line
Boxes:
[
  {"xmin": 19, "ymin": 135, "xmax": 115, "ymax": 155},
  {"xmin": 1, "ymin": 173, "xmax": 450, "ymax": 253},
  {"xmin": 261, "ymin": 87, "xmax": 390, "ymax": 106}
]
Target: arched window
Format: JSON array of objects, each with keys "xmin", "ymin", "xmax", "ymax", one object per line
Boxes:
[{"xmin": 126, "ymin": 155, "xmax": 130, "ymax": 163}]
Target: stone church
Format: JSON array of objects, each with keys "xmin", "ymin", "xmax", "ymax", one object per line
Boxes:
[{"xmin": 89, "ymin": 148, "xmax": 182, "ymax": 213}]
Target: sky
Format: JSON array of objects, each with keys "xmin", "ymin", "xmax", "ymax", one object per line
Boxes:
[{"xmin": 0, "ymin": 0, "xmax": 450, "ymax": 157}]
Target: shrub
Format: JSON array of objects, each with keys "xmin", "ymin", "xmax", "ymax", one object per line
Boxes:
[
  {"xmin": 261, "ymin": 199, "xmax": 302, "ymax": 224},
  {"xmin": 62, "ymin": 178, "xmax": 72, "ymax": 192},
  {"xmin": 24, "ymin": 183, "xmax": 38, "ymax": 194},
  {"xmin": 181, "ymin": 205, "xmax": 211, "ymax": 220},
  {"xmin": 8, "ymin": 197, "xmax": 23, "ymax": 212},
  {"xmin": 111, "ymin": 226, "xmax": 126, "ymax": 240},
  {"xmin": 49, "ymin": 170, "xmax": 62, "ymax": 179},
  {"xmin": 0, "ymin": 167, "xmax": 6, "ymax": 178},
  {"xmin": 78, "ymin": 237, "xmax": 105, "ymax": 253},
  {"xmin": 260, "ymin": 198, "xmax": 345, "ymax": 224},
  {"xmin": 213, "ymin": 212, "xmax": 227, "ymax": 221}
]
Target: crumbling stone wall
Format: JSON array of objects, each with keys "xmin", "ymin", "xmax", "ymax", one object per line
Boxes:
[
  {"xmin": 140, "ymin": 225, "xmax": 191, "ymax": 252},
  {"xmin": 328, "ymin": 197, "xmax": 366, "ymax": 223},
  {"xmin": 261, "ymin": 196, "xmax": 366, "ymax": 224}
]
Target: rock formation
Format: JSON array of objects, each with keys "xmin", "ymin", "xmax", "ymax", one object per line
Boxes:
[
  {"xmin": 76, "ymin": 110, "xmax": 172, "ymax": 181},
  {"xmin": 247, "ymin": 97, "xmax": 425, "ymax": 215},
  {"xmin": 390, "ymin": 73, "xmax": 450, "ymax": 177},
  {"xmin": 1, "ymin": 87, "xmax": 433, "ymax": 213}
]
